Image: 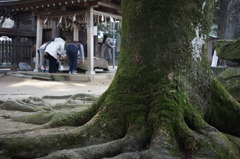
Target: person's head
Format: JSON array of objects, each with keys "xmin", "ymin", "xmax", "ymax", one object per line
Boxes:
[
  {"xmin": 103, "ymin": 34, "xmax": 108, "ymax": 43},
  {"xmin": 54, "ymin": 37, "xmax": 67, "ymax": 43},
  {"xmin": 61, "ymin": 37, "xmax": 67, "ymax": 41}
]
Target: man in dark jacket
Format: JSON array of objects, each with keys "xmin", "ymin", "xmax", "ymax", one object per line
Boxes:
[{"xmin": 65, "ymin": 41, "xmax": 85, "ymax": 74}]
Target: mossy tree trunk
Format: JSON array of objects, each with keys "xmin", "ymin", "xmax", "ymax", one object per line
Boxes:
[{"xmin": 1, "ymin": 0, "xmax": 240, "ymax": 158}]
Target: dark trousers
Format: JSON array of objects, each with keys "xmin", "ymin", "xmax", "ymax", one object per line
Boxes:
[
  {"xmin": 48, "ymin": 55, "xmax": 58, "ymax": 73},
  {"xmin": 65, "ymin": 44, "xmax": 78, "ymax": 73}
]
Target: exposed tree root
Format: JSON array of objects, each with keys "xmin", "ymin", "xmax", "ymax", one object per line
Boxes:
[
  {"xmin": 43, "ymin": 102, "xmax": 99, "ymax": 128},
  {"xmin": 37, "ymin": 130, "xmax": 148, "ymax": 159},
  {"xmin": 206, "ymin": 79, "xmax": 240, "ymax": 137},
  {"xmin": 5, "ymin": 103, "xmax": 95, "ymax": 128},
  {"xmin": 0, "ymin": 113, "xmax": 126, "ymax": 159},
  {"xmin": 0, "ymin": 97, "xmax": 48, "ymax": 112},
  {"xmin": 42, "ymin": 95, "xmax": 72, "ymax": 99},
  {"xmin": 0, "ymin": 94, "xmax": 99, "ymax": 127},
  {"xmin": 0, "ymin": 94, "xmax": 98, "ymax": 113},
  {"xmin": 103, "ymin": 152, "xmax": 141, "ymax": 159},
  {"xmin": 0, "ymin": 84, "xmax": 240, "ymax": 159},
  {"xmin": 226, "ymin": 134, "xmax": 240, "ymax": 150}
]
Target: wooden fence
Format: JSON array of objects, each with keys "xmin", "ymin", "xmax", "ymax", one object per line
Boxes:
[{"xmin": 0, "ymin": 39, "xmax": 33, "ymax": 69}]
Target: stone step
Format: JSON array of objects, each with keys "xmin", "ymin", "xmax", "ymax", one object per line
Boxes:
[
  {"xmin": 32, "ymin": 76, "xmax": 52, "ymax": 81},
  {"xmin": 7, "ymin": 70, "xmax": 116, "ymax": 82}
]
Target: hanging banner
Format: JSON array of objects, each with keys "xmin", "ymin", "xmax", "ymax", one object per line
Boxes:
[
  {"xmin": 93, "ymin": 10, "xmax": 122, "ymax": 21},
  {"xmin": 110, "ymin": 16, "xmax": 114, "ymax": 23},
  {"xmin": 57, "ymin": 16, "xmax": 63, "ymax": 26},
  {"xmin": 101, "ymin": 14, "xmax": 104, "ymax": 22},
  {"xmin": 44, "ymin": 17, "xmax": 48, "ymax": 24},
  {"xmin": 73, "ymin": 14, "xmax": 77, "ymax": 22},
  {"xmin": 93, "ymin": 26, "xmax": 98, "ymax": 36}
]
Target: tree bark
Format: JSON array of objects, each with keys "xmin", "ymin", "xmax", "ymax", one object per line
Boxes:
[{"xmin": 0, "ymin": 0, "xmax": 240, "ymax": 158}]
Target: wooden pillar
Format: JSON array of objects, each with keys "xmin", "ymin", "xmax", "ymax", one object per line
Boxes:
[
  {"xmin": 34, "ymin": 16, "xmax": 43, "ymax": 72},
  {"xmin": 73, "ymin": 23, "xmax": 79, "ymax": 41},
  {"xmin": 52, "ymin": 20, "xmax": 58, "ymax": 39},
  {"xmin": 86, "ymin": 7, "xmax": 95, "ymax": 74}
]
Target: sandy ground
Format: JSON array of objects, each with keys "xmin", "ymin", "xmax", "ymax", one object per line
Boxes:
[
  {"xmin": 0, "ymin": 73, "xmax": 113, "ymax": 135},
  {"xmin": 0, "ymin": 74, "xmax": 112, "ymax": 101}
]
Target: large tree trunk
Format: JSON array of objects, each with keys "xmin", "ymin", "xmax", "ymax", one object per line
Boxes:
[{"xmin": 0, "ymin": 0, "xmax": 240, "ymax": 158}]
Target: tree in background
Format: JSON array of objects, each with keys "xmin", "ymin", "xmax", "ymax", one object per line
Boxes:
[
  {"xmin": 219, "ymin": 0, "xmax": 240, "ymax": 39},
  {"xmin": 213, "ymin": 0, "xmax": 240, "ymax": 100},
  {"xmin": 97, "ymin": 21, "xmax": 121, "ymax": 43},
  {"xmin": 0, "ymin": 0, "xmax": 240, "ymax": 158}
]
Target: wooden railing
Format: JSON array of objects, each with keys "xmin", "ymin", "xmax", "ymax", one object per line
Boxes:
[
  {"xmin": 0, "ymin": 40, "xmax": 12, "ymax": 67},
  {"xmin": 0, "ymin": 39, "xmax": 33, "ymax": 69}
]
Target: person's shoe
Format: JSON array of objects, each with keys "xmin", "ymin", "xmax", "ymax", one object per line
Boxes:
[
  {"xmin": 72, "ymin": 71, "xmax": 78, "ymax": 74},
  {"xmin": 69, "ymin": 71, "xmax": 72, "ymax": 74}
]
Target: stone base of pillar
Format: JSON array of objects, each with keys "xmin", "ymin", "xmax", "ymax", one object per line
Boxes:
[
  {"xmin": 34, "ymin": 69, "xmax": 39, "ymax": 72},
  {"xmin": 85, "ymin": 71, "xmax": 95, "ymax": 75}
]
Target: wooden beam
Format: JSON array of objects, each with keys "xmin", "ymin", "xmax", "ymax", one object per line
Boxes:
[
  {"xmin": 34, "ymin": 1, "xmax": 98, "ymax": 16},
  {"xmin": 34, "ymin": 16, "xmax": 43, "ymax": 72},
  {"xmin": 36, "ymin": 10, "xmax": 87, "ymax": 17},
  {"xmin": 93, "ymin": 10, "xmax": 122, "ymax": 20},
  {"xmin": 73, "ymin": 23, "xmax": 79, "ymax": 41},
  {"xmin": 0, "ymin": 0, "xmax": 44, "ymax": 7},
  {"xmin": 9, "ymin": 0, "xmax": 98, "ymax": 12},
  {"xmin": 98, "ymin": 1, "xmax": 121, "ymax": 11},
  {"xmin": 0, "ymin": 28, "xmax": 36, "ymax": 38}
]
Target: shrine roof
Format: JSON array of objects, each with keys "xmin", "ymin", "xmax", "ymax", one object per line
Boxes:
[{"xmin": 0, "ymin": 0, "xmax": 121, "ymax": 18}]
